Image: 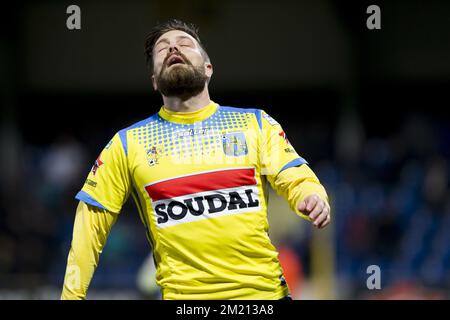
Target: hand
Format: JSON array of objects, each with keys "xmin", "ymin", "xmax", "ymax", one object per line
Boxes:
[{"xmin": 298, "ymin": 194, "xmax": 331, "ymax": 229}]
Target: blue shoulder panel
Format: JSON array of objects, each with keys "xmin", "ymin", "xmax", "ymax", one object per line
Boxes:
[
  {"xmin": 278, "ymin": 157, "xmax": 308, "ymax": 174},
  {"xmin": 118, "ymin": 114, "xmax": 159, "ymax": 156},
  {"xmin": 75, "ymin": 190, "xmax": 107, "ymax": 210},
  {"xmin": 219, "ymin": 106, "xmax": 262, "ymax": 131}
]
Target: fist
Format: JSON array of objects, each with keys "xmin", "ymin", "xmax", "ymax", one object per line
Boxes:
[{"xmin": 298, "ymin": 194, "xmax": 331, "ymax": 229}]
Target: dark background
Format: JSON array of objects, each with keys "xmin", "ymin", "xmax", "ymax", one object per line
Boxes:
[{"xmin": 0, "ymin": 0, "xmax": 449, "ymax": 299}]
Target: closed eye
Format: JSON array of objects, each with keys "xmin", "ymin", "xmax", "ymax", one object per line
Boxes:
[{"xmin": 178, "ymin": 38, "xmax": 194, "ymax": 47}]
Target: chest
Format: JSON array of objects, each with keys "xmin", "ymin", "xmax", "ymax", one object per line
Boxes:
[{"xmin": 128, "ymin": 122, "xmax": 260, "ymax": 187}]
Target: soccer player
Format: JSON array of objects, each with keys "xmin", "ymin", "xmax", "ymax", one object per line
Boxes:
[{"xmin": 61, "ymin": 19, "xmax": 331, "ymax": 300}]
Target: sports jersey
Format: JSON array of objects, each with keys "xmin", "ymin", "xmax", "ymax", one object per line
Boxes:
[{"xmin": 62, "ymin": 100, "xmax": 328, "ymax": 300}]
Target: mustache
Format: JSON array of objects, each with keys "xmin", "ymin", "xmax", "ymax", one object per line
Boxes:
[{"xmin": 162, "ymin": 51, "xmax": 192, "ymax": 67}]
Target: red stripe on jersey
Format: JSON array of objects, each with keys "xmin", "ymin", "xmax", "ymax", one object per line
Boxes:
[{"xmin": 145, "ymin": 168, "xmax": 256, "ymax": 201}]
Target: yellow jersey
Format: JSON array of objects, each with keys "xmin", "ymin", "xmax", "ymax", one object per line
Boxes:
[{"xmin": 62, "ymin": 100, "xmax": 328, "ymax": 300}]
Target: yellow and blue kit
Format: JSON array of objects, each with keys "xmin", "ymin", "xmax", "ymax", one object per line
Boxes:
[{"xmin": 61, "ymin": 100, "xmax": 328, "ymax": 300}]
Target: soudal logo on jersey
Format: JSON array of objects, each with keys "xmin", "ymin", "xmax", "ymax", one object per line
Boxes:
[{"xmin": 144, "ymin": 167, "xmax": 260, "ymax": 228}]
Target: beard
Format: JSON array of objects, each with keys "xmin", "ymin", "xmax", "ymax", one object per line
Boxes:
[{"xmin": 155, "ymin": 54, "xmax": 208, "ymax": 98}]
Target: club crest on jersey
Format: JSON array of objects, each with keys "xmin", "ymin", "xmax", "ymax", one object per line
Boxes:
[
  {"xmin": 222, "ymin": 132, "xmax": 248, "ymax": 156},
  {"xmin": 145, "ymin": 167, "xmax": 260, "ymax": 228},
  {"xmin": 91, "ymin": 153, "xmax": 103, "ymax": 175},
  {"xmin": 147, "ymin": 146, "xmax": 162, "ymax": 166}
]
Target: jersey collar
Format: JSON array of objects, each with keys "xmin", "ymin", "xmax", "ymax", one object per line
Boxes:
[{"xmin": 158, "ymin": 101, "xmax": 218, "ymax": 124}]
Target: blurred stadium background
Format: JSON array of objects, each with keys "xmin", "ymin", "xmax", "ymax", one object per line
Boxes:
[{"xmin": 1, "ymin": 0, "xmax": 449, "ymax": 299}]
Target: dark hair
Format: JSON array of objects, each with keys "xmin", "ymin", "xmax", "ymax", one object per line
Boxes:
[{"xmin": 144, "ymin": 19, "xmax": 209, "ymax": 70}]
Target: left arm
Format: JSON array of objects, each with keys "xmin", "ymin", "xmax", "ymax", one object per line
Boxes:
[
  {"xmin": 259, "ymin": 110, "xmax": 331, "ymax": 229},
  {"xmin": 268, "ymin": 164, "xmax": 331, "ymax": 229}
]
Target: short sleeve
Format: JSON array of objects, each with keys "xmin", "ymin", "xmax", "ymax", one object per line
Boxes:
[
  {"xmin": 75, "ymin": 133, "xmax": 131, "ymax": 214},
  {"xmin": 260, "ymin": 110, "xmax": 308, "ymax": 177}
]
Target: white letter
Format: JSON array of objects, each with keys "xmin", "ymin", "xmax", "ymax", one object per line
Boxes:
[
  {"xmin": 66, "ymin": 5, "xmax": 81, "ymax": 30},
  {"xmin": 366, "ymin": 264, "xmax": 381, "ymax": 289},
  {"xmin": 366, "ymin": 5, "xmax": 381, "ymax": 30}
]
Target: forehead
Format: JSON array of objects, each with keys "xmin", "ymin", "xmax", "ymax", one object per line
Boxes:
[{"xmin": 155, "ymin": 30, "xmax": 198, "ymax": 46}]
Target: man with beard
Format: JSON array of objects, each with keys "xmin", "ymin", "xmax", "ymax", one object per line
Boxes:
[{"xmin": 61, "ymin": 19, "xmax": 330, "ymax": 300}]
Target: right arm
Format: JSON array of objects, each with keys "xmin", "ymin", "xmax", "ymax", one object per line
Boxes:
[
  {"xmin": 61, "ymin": 132, "xmax": 131, "ymax": 299},
  {"xmin": 61, "ymin": 201, "xmax": 117, "ymax": 300}
]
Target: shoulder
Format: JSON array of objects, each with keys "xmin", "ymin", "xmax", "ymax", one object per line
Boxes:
[
  {"xmin": 116, "ymin": 113, "xmax": 160, "ymax": 155},
  {"xmin": 119, "ymin": 113, "xmax": 160, "ymax": 133},
  {"xmin": 218, "ymin": 105, "xmax": 261, "ymax": 114},
  {"xmin": 218, "ymin": 105, "xmax": 264, "ymax": 130}
]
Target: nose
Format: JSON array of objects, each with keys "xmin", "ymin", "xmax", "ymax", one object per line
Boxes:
[{"xmin": 168, "ymin": 45, "xmax": 180, "ymax": 54}]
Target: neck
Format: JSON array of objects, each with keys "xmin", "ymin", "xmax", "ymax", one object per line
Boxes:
[{"xmin": 161, "ymin": 86, "xmax": 211, "ymax": 112}]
